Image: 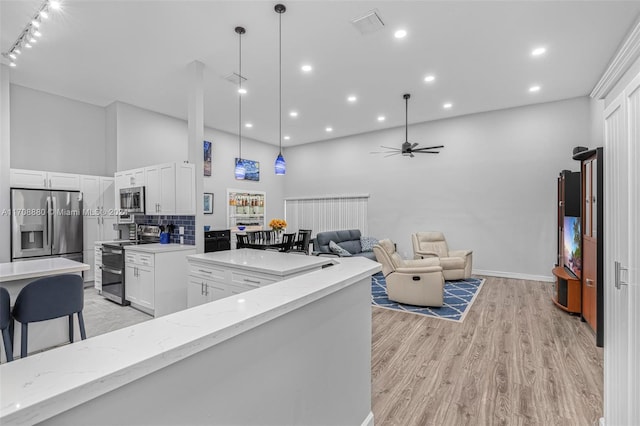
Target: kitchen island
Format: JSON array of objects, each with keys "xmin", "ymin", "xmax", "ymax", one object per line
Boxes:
[
  {"xmin": 0, "ymin": 257, "xmax": 89, "ymax": 361},
  {"xmin": 186, "ymin": 248, "xmax": 334, "ymax": 307},
  {"xmin": 0, "ymin": 256, "xmax": 381, "ymax": 426}
]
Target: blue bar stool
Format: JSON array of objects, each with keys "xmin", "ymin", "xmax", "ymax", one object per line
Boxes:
[
  {"xmin": 12, "ymin": 274, "xmax": 86, "ymax": 358},
  {"xmin": 0, "ymin": 287, "xmax": 13, "ymax": 362}
]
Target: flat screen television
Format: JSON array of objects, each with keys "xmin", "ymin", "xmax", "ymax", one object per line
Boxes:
[{"xmin": 563, "ymin": 216, "xmax": 582, "ymax": 279}]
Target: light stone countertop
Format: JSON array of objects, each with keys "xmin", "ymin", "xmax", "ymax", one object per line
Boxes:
[
  {"xmin": 187, "ymin": 248, "xmax": 335, "ymax": 277},
  {"xmin": 0, "ymin": 257, "xmax": 381, "ymax": 425},
  {"xmin": 0, "ymin": 258, "xmax": 89, "ymax": 283},
  {"xmin": 123, "ymin": 243, "xmax": 196, "ymax": 254}
]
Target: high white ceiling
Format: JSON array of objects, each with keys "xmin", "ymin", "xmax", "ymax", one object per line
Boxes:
[{"xmin": 2, "ymin": 1, "xmax": 640, "ymax": 147}]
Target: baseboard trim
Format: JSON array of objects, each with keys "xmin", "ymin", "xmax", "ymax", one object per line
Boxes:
[
  {"xmin": 473, "ymin": 269, "xmax": 554, "ymax": 283},
  {"xmin": 361, "ymin": 411, "xmax": 374, "ymax": 426}
]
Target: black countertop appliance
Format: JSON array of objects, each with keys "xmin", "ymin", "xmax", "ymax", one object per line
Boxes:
[{"xmin": 204, "ymin": 230, "xmax": 231, "ymax": 252}]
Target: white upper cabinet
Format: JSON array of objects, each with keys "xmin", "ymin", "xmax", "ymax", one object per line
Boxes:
[
  {"xmin": 115, "ymin": 162, "xmax": 195, "ymax": 216},
  {"xmin": 11, "ymin": 169, "xmax": 80, "ymax": 191}
]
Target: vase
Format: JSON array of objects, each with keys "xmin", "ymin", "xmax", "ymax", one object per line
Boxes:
[{"xmin": 274, "ymin": 229, "xmax": 283, "ymax": 243}]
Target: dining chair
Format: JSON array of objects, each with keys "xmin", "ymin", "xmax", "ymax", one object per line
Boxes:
[
  {"xmin": 0, "ymin": 287, "xmax": 13, "ymax": 362},
  {"xmin": 292, "ymin": 229, "xmax": 312, "ymax": 254},
  {"xmin": 236, "ymin": 233, "xmax": 249, "ymax": 249},
  {"xmin": 12, "ymin": 274, "xmax": 87, "ymax": 359},
  {"xmin": 247, "ymin": 231, "xmax": 260, "ymax": 244},
  {"xmin": 280, "ymin": 233, "xmax": 297, "ymax": 252}
]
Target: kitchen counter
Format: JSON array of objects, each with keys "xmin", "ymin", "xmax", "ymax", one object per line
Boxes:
[
  {"xmin": 0, "ymin": 258, "xmax": 89, "ymax": 362},
  {"xmin": 187, "ymin": 248, "xmax": 333, "ymax": 277},
  {"xmin": 0, "ymin": 257, "xmax": 89, "ymax": 283},
  {"xmin": 0, "ymin": 257, "xmax": 381, "ymax": 425},
  {"xmin": 123, "ymin": 243, "xmax": 196, "ymax": 254}
]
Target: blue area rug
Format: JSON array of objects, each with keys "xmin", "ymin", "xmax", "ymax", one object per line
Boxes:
[{"xmin": 371, "ymin": 272, "xmax": 485, "ymax": 322}]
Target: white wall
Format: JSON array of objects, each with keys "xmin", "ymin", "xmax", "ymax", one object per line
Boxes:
[
  {"xmin": 114, "ymin": 101, "xmax": 188, "ymax": 171},
  {"xmin": 0, "ymin": 65, "xmax": 11, "ymax": 262},
  {"xmin": 284, "ymin": 97, "xmax": 590, "ymax": 280},
  {"xmin": 201, "ymin": 127, "xmax": 286, "ymax": 231},
  {"xmin": 9, "ymin": 84, "xmax": 108, "ymax": 175}
]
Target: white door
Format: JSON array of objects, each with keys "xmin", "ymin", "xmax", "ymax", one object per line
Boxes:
[{"xmin": 603, "ymin": 72, "xmax": 640, "ymax": 425}]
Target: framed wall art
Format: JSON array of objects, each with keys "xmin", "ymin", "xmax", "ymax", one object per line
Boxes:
[
  {"xmin": 234, "ymin": 158, "xmax": 260, "ymax": 181},
  {"xmin": 204, "ymin": 193, "xmax": 214, "ymax": 214},
  {"xmin": 204, "ymin": 141, "xmax": 212, "ymax": 176}
]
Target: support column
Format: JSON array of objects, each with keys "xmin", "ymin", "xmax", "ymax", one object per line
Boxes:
[
  {"xmin": 187, "ymin": 61, "xmax": 205, "ymax": 253},
  {"xmin": 0, "ymin": 64, "xmax": 11, "ymax": 262}
]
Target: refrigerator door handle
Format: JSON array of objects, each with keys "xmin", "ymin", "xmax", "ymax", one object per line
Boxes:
[
  {"xmin": 45, "ymin": 196, "xmax": 52, "ymax": 249},
  {"xmin": 51, "ymin": 196, "xmax": 56, "ymax": 251}
]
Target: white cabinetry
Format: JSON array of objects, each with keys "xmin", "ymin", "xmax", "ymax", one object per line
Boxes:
[
  {"xmin": 186, "ymin": 251, "xmax": 331, "ymax": 308},
  {"xmin": 124, "ymin": 246, "xmax": 196, "ymax": 317},
  {"xmin": 125, "ymin": 251, "xmax": 155, "ymax": 314},
  {"xmin": 10, "ymin": 169, "xmax": 80, "ymax": 190},
  {"xmin": 94, "ymin": 245, "xmax": 103, "ymax": 292},
  {"xmin": 145, "ymin": 163, "xmax": 176, "ymax": 214},
  {"xmin": 81, "ymin": 175, "xmax": 117, "ymax": 283},
  {"xmin": 114, "ymin": 163, "xmax": 195, "ymax": 215}
]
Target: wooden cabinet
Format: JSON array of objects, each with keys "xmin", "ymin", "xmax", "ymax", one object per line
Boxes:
[
  {"xmin": 10, "ymin": 169, "xmax": 81, "ymax": 190},
  {"xmin": 81, "ymin": 175, "xmax": 117, "ymax": 282},
  {"xmin": 125, "ymin": 246, "xmax": 196, "ymax": 317},
  {"xmin": 574, "ymin": 147, "xmax": 604, "ymax": 347},
  {"xmin": 552, "ymin": 266, "xmax": 581, "ymax": 314}
]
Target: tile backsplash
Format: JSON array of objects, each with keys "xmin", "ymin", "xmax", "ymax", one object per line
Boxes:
[{"xmin": 135, "ymin": 215, "xmax": 195, "ymax": 245}]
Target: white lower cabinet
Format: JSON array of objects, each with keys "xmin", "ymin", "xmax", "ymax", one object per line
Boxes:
[
  {"xmin": 124, "ymin": 246, "xmax": 196, "ymax": 317},
  {"xmin": 94, "ymin": 245, "xmax": 103, "ymax": 292},
  {"xmin": 186, "ymin": 261, "xmax": 277, "ymax": 308}
]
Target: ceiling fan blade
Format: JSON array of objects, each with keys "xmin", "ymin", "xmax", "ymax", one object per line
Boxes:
[
  {"xmin": 413, "ymin": 150, "xmax": 440, "ymax": 154},
  {"xmin": 413, "ymin": 145, "xmax": 444, "ymax": 151},
  {"xmin": 380, "ymin": 145, "xmax": 400, "ymax": 151},
  {"xmin": 410, "ymin": 142, "xmax": 419, "ymax": 149},
  {"xmin": 384, "ymin": 152, "xmax": 401, "ymax": 157}
]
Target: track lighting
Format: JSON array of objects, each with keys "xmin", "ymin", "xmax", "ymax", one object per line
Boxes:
[{"xmin": 1, "ymin": 0, "xmax": 61, "ymax": 68}]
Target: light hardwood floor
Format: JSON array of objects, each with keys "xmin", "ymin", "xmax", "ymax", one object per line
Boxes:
[{"xmin": 371, "ymin": 276, "xmax": 604, "ymax": 426}]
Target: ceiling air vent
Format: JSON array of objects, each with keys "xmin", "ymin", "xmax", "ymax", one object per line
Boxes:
[
  {"xmin": 351, "ymin": 9, "xmax": 385, "ymax": 35},
  {"xmin": 224, "ymin": 72, "xmax": 247, "ymax": 85}
]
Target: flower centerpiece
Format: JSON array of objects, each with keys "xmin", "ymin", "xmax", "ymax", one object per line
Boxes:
[{"xmin": 269, "ymin": 218, "xmax": 287, "ymax": 232}]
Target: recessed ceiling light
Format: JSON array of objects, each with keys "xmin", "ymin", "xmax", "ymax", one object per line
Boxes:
[
  {"xmin": 347, "ymin": 95, "xmax": 357, "ymax": 102},
  {"xmin": 25, "ymin": 42, "xmax": 32, "ymax": 49},
  {"xmin": 443, "ymin": 103, "xmax": 452, "ymax": 109},
  {"xmin": 238, "ymin": 88, "xmax": 247, "ymax": 94},
  {"xmin": 377, "ymin": 116, "xmax": 386, "ymax": 122},
  {"xmin": 31, "ymin": 20, "xmax": 40, "ymax": 28},
  {"xmin": 14, "ymin": 48, "xmax": 21, "ymax": 54},
  {"xmin": 325, "ymin": 127, "xmax": 333, "ymax": 132},
  {"xmin": 424, "ymin": 75, "xmax": 435, "ymax": 83},
  {"xmin": 29, "ymin": 37, "xmax": 37, "ymax": 43},
  {"xmin": 40, "ymin": 10, "xmax": 49, "ymax": 19},
  {"xmin": 9, "ymin": 53, "xmax": 16, "ymax": 60},
  {"xmin": 34, "ymin": 30, "xmax": 42, "ymax": 38},
  {"xmin": 245, "ymin": 123, "xmax": 253, "ymax": 128},
  {"xmin": 529, "ymin": 85, "xmax": 541, "ymax": 92},
  {"xmin": 9, "ymin": 62, "xmax": 16, "ymax": 67},
  {"xmin": 284, "ymin": 136, "xmax": 290, "ymax": 140},
  {"xmin": 289, "ymin": 111, "xmax": 298, "ymax": 117},
  {"xmin": 301, "ymin": 64, "xmax": 312, "ymax": 72},
  {"xmin": 394, "ymin": 29, "xmax": 407, "ymax": 39},
  {"xmin": 531, "ymin": 47, "xmax": 546, "ymax": 56},
  {"xmin": 50, "ymin": 1, "xmax": 61, "ymax": 10}
]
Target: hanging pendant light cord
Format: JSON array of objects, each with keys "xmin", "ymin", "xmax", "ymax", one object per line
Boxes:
[
  {"xmin": 238, "ymin": 31, "xmax": 243, "ymax": 161},
  {"xmin": 405, "ymin": 96, "xmax": 408, "ymax": 143},
  {"xmin": 278, "ymin": 10, "xmax": 282, "ymax": 155}
]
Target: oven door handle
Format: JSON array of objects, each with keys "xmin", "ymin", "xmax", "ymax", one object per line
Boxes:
[
  {"xmin": 102, "ymin": 248, "xmax": 123, "ymax": 255},
  {"xmin": 100, "ymin": 265, "xmax": 122, "ymax": 275}
]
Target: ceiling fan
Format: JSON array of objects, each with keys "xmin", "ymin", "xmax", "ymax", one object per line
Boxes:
[{"xmin": 372, "ymin": 93, "xmax": 444, "ymax": 158}]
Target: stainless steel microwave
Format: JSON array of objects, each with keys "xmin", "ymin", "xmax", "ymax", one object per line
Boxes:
[{"xmin": 119, "ymin": 186, "xmax": 145, "ymax": 214}]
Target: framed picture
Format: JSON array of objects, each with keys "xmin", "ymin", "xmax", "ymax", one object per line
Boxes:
[
  {"xmin": 203, "ymin": 193, "xmax": 213, "ymax": 214},
  {"xmin": 203, "ymin": 141, "xmax": 212, "ymax": 176},
  {"xmin": 235, "ymin": 158, "xmax": 260, "ymax": 181}
]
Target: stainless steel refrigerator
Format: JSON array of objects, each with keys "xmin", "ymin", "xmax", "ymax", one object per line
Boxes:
[{"xmin": 10, "ymin": 188, "xmax": 83, "ymax": 262}]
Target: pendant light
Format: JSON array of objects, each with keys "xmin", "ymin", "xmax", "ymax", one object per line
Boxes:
[
  {"xmin": 234, "ymin": 26, "xmax": 247, "ymax": 180},
  {"xmin": 274, "ymin": 4, "xmax": 286, "ymax": 175}
]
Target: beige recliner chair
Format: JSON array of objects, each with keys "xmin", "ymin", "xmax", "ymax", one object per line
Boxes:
[
  {"xmin": 373, "ymin": 239, "xmax": 444, "ymax": 307},
  {"xmin": 411, "ymin": 232, "xmax": 473, "ymax": 280}
]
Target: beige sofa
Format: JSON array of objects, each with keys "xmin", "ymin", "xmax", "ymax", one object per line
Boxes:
[
  {"xmin": 373, "ymin": 239, "xmax": 444, "ymax": 307},
  {"xmin": 411, "ymin": 231, "xmax": 473, "ymax": 280}
]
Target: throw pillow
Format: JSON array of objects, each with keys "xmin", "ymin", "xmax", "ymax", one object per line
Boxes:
[
  {"xmin": 329, "ymin": 240, "xmax": 352, "ymax": 257},
  {"xmin": 360, "ymin": 236, "xmax": 379, "ymax": 252}
]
